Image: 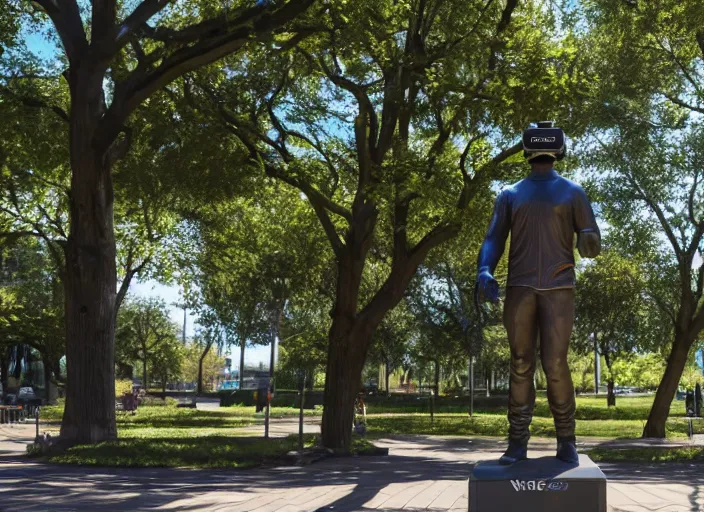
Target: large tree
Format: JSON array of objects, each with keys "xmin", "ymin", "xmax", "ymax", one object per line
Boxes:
[
  {"xmin": 591, "ymin": 123, "xmax": 704, "ymax": 436},
  {"xmin": 579, "ymin": 0, "xmax": 704, "ymax": 437},
  {"xmin": 3, "ymin": 0, "xmax": 316, "ymax": 443},
  {"xmin": 197, "ymin": 0, "xmax": 592, "ymax": 451}
]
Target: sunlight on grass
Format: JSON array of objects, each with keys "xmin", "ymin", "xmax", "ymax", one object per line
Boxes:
[
  {"xmin": 46, "ymin": 435, "xmax": 318, "ymax": 468},
  {"xmin": 588, "ymin": 446, "xmax": 704, "ymax": 463}
]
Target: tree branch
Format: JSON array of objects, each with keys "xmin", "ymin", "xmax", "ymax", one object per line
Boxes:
[
  {"xmin": 626, "ymin": 172, "xmax": 683, "ymax": 259},
  {"xmin": 92, "ymin": 0, "xmax": 118, "ymax": 48},
  {"xmin": 458, "ymin": 142, "xmax": 522, "ymax": 209},
  {"xmin": 262, "ymin": 161, "xmax": 352, "ymax": 222},
  {"xmin": 393, "ymin": 191, "xmax": 420, "ymax": 267},
  {"xmin": 0, "ymin": 85, "xmax": 69, "ymax": 122},
  {"xmin": 32, "ymin": 0, "xmax": 87, "ymax": 63},
  {"xmin": 317, "ymin": 54, "xmax": 379, "ymax": 162},
  {"xmin": 662, "ymin": 92, "xmax": 704, "ymax": 115},
  {"xmin": 98, "ymin": 0, "xmax": 316, "ymax": 151},
  {"xmin": 656, "ymin": 38, "xmax": 703, "ymax": 97},
  {"xmin": 116, "ymin": 0, "xmax": 172, "ymax": 48},
  {"xmin": 488, "ymin": 0, "xmax": 518, "ymax": 71},
  {"xmin": 309, "ymin": 201, "xmax": 344, "ymax": 259}
]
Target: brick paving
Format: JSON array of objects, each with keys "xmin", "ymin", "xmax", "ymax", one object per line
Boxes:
[{"xmin": 0, "ymin": 422, "xmax": 702, "ymax": 511}]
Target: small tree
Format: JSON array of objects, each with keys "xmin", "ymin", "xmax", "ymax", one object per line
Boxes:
[
  {"xmin": 574, "ymin": 250, "xmax": 646, "ymax": 406},
  {"xmin": 182, "ymin": 339, "xmax": 226, "ymax": 393},
  {"xmin": 368, "ymin": 302, "xmax": 413, "ymax": 396},
  {"xmin": 116, "ymin": 297, "xmax": 178, "ymax": 390},
  {"xmin": 149, "ymin": 336, "xmax": 185, "ymax": 394}
]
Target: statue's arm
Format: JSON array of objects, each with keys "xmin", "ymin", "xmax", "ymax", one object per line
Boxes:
[
  {"xmin": 476, "ymin": 191, "xmax": 511, "ymax": 302},
  {"xmin": 574, "ymin": 186, "xmax": 601, "ymax": 258}
]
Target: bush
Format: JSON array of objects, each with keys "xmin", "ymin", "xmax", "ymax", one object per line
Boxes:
[{"xmin": 116, "ymin": 379, "xmax": 133, "ymax": 397}]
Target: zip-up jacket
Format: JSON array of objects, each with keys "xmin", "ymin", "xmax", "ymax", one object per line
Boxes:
[{"xmin": 477, "ymin": 170, "xmax": 600, "ymax": 290}]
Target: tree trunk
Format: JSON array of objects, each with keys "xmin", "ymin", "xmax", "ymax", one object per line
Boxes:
[
  {"xmin": 604, "ymin": 348, "xmax": 615, "ymax": 407},
  {"xmin": 385, "ymin": 359, "xmax": 390, "ymax": 397},
  {"xmin": 319, "ymin": 216, "xmax": 425, "ymax": 450},
  {"xmin": 643, "ymin": 336, "xmax": 692, "ymax": 437},
  {"xmin": 306, "ymin": 369, "xmax": 314, "ymax": 391},
  {"xmin": 44, "ymin": 359, "xmax": 52, "ymax": 402},
  {"xmin": 60, "ymin": 72, "xmax": 118, "ymax": 443},
  {"xmin": 434, "ymin": 358, "xmax": 440, "ymax": 397},
  {"xmin": 0, "ymin": 351, "xmax": 7, "ymax": 396},
  {"xmin": 594, "ymin": 332, "xmax": 600, "ymax": 395},
  {"xmin": 320, "ymin": 322, "xmax": 369, "ymax": 453},
  {"xmin": 239, "ymin": 341, "xmax": 246, "ymax": 390},
  {"xmin": 142, "ymin": 357, "xmax": 147, "ymax": 392},
  {"xmin": 607, "ymin": 379, "xmax": 616, "ymax": 407},
  {"xmin": 197, "ymin": 342, "xmax": 212, "ymax": 395}
]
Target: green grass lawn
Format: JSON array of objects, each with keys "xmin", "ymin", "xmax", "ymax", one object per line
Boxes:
[
  {"xmin": 39, "ymin": 404, "xmax": 307, "ymax": 468},
  {"xmin": 36, "ymin": 403, "xmax": 378, "ymax": 467},
  {"xmin": 44, "ymin": 434, "xmax": 317, "ymax": 468},
  {"xmin": 361, "ymin": 394, "xmax": 695, "ymax": 439},
  {"xmin": 35, "ymin": 393, "xmax": 700, "ymax": 466},
  {"xmin": 364, "ymin": 393, "xmax": 685, "ymax": 419},
  {"xmin": 587, "ymin": 446, "xmax": 704, "ymax": 463},
  {"xmin": 364, "ymin": 413, "xmax": 692, "ymax": 439}
]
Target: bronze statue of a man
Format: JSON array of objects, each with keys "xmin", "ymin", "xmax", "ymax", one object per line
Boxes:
[{"xmin": 476, "ymin": 122, "xmax": 600, "ymax": 465}]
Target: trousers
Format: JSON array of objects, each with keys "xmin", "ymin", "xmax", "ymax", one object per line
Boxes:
[{"xmin": 503, "ymin": 286, "xmax": 576, "ymax": 442}]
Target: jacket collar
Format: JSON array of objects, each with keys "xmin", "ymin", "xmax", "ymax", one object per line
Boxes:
[{"xmin": 528, "ymin": 169, "xmax": 558, "ymax": 181}]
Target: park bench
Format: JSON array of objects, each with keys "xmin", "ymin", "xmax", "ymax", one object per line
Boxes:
[{"xmin": 0, "ymin": 405, "xmax": 25, "ymax": 424}]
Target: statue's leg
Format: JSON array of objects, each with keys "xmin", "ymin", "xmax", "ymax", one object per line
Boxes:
[
  {"xmin": 537, "ymin": 288, "xmax": 578, "ymax": 463},
  {"xmin": 504, "ymin": 286, "xmax": 539, "ymax": 445}
]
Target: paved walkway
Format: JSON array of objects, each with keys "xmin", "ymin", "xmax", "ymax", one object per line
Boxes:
[{"xmin": 0, "ymin": 422, "xmax": 702, "ymax": 511}]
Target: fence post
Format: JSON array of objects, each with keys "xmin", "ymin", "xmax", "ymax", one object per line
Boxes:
[{"xmin": 35, "ymin": 407, "xmax": 40, "ymax": 439}]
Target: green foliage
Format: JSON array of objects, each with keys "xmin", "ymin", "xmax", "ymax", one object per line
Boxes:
[
  {"xmin": 115, "ymin": 379, "xmax": 133, "ymax": 397},
  {"xmin": 0, "ymin": 238, "xmax": 64, "ymax": 385},
  {"xmin": 569, "ymin": 352, "xmax": 596, "ymax": 394},
  {"xmin": 574, "ymin": 249, "xmax": 649, "ymax": 384},
  {"xmin": 611, "ymin": 353, "xmax": 667, "ymax": 391},
  {"xmin": 182, "ymin": 341, "xmax": 226, "ymax": 392},
  {"xmin": 116, "ymin": 297, "xmax": 181, "ymax": 386}
]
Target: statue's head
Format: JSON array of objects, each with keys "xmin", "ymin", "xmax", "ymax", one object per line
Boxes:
[{"xmin": 523, "ymin": 121, "xmax": 566, "ymax": 168}]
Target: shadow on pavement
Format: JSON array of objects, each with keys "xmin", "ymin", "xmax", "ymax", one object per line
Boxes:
[{"xmin": 0, "ymin": 433, "xmax": 702, "ymax": 511}]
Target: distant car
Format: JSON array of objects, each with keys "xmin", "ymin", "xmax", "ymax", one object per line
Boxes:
[{"xmin": 218, "ymin": 380, "xmax": 240, "ymax": 391}]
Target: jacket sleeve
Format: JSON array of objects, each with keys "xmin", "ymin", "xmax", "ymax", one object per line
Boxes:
[
  {"xmin": 573, "ymin": 185, "xmax": 601, "ymax": 257},
  {"xmin": 573, "ymin": 186, "xmax": 600, "ymax": 234},
  {"xmin": 477, "ymin": 190, "xmax": 511, "ymax": 275}
]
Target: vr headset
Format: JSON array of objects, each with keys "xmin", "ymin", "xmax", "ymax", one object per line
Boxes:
[{"xmin": 522, "ymin": 121, "xmax": 566, "ymax": 161}]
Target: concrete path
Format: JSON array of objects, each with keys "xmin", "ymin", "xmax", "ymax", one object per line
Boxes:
[
  {"xmin": 0, "ymin": 422, "xmax": 702, "ymax": 511},
  {"xmin": 0, "ymin": 422, "xmax": 36, "ymax": 455}
]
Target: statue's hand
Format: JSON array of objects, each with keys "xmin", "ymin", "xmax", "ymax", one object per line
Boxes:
[
  {"xmin": 577, "ymin": 229, "xmax": 601, "ymax": 258},
  {"xmin": 475, "ymin": 269, "xmax": 500, "ymax": 305}
]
